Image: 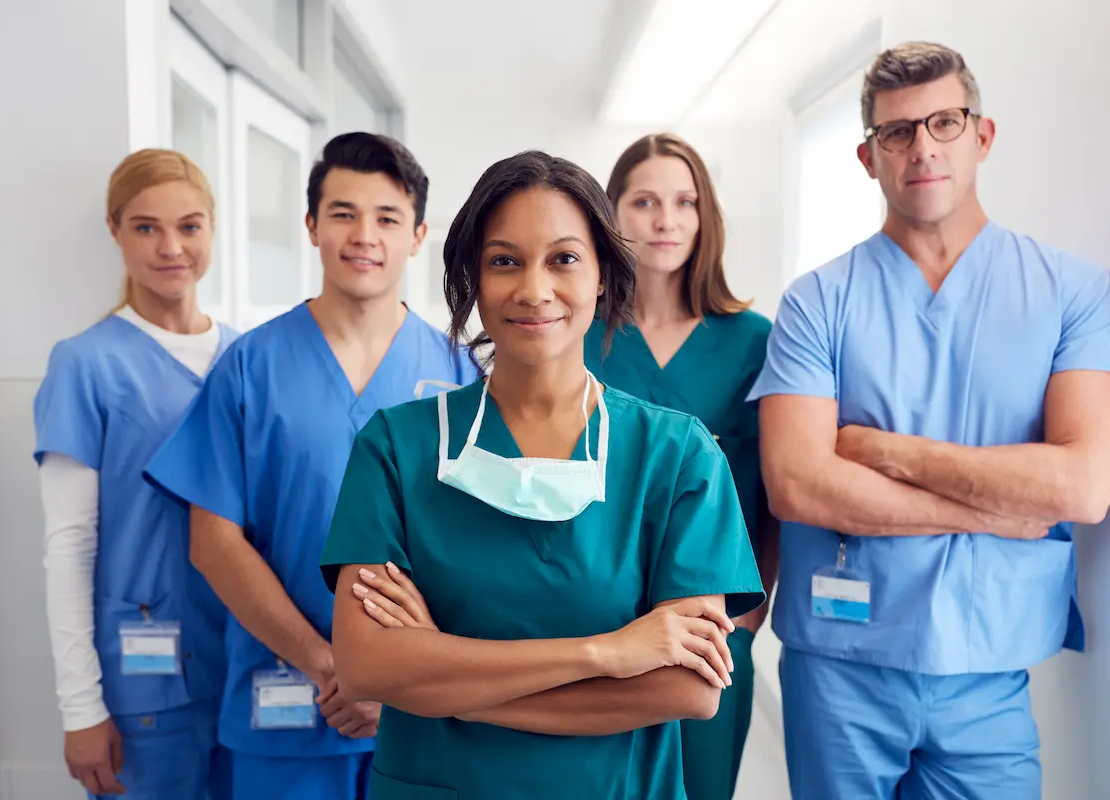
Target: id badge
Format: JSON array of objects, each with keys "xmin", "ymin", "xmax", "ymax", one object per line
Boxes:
[
  {"xmin": 119, "ymin": 620, "xmax": 182, "ymax": 675},
  {"xmin": 811, "ymin": 538, "xmax": 871, "ymax": 624},
  {"xmin": 252, "ymin": 665, "xmax": 317, "ymax": 730}
]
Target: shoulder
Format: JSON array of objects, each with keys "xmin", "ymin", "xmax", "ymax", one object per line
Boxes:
[
  {"xmin": 606, "ymin": 388, "xmax": 718, "ymax": 462},
  {"xmin": 994, "ymin": 226, "xmax": 1107, "ymax": 285},
  {"xmin": 42, "ymin": 316, "xmax": 135, "ymax": 385},
  {"xmin": 711, "ymin": 308, "xmax": 772, "ymax": 340}
]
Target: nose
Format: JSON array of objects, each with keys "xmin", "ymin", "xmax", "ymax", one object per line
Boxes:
[
  {"xmin": 906, "ymin": 120, "xmax": 938, "ymax": 162},
  {"xmin": 654, "ymin": 205, "xmax": 676, "ymax": 231},
  {"xmin": 351, "ymin": 215, "xmax": 381, "ymax": 247},
  {"xmin": 513, "ymin": 263, "xmax": 555, "ymax": 307},
  {"xmin": 158, "ymin": 230, "xmax": 183, "ymax": 259}
]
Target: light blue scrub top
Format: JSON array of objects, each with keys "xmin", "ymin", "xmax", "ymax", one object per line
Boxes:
[
  {"xmin": 320, "ymin": 382, "xmax": 765, "ymax": 800},
  {"xmin": 33, "ymin": 314, "xmax": 237, "ymax": 717},
  {"xmin": 144, "ymin": 302, "xmax": 479, "ymax": 758},
  {"xmin": 748, "ymin": 222, "xmax": 1110, "ymax": 675}
]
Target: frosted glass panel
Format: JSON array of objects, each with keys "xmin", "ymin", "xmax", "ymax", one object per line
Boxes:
[
  {"xmin": 796, "ymin": 85, "xmax": 885, "ymax": 275},
  {"xmin": 332, "ymin": 62, "xmax": 379, "ymax": 135},
  {"xmin": 171, "ymin": 76, "xmax": 221, "ymax": 307},
  {"xmin": 247, "ymin": 126, "xmax": 301, "ymax": 306},
  {"xmin": 232, "ymin": 0, "xmax": 302, "ymax": 64}
]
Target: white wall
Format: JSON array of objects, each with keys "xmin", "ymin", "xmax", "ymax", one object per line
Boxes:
[{"xmin": 0, "ymin": 1, "xmax": 149, "ymax": 796}]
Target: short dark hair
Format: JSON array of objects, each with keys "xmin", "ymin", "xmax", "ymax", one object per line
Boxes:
[
  {"xmin": 861, "ymin": 42, "xmax": 982, "ymax": 129},
  {"xmin": 443, "ymin": 150, "xmax": 636, "ymax": 356},
  {"xmin": 306, "ymin": 132, "xmax": 429, "ymax": 226}
]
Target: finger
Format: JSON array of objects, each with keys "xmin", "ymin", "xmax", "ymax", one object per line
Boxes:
[
  {"xmin": 355, "ymin": 576, "xmax": 422, "ymax": 625},
  {"xmin": 669, "ymin": 598, "xmax": 734, "ymax": 633},
  {"xmin": 76, "ymin": 766, "xmax": 103, "ymax": 795},
  {"xmin": 677, "ymin": 649, "xmax": 725, "ymax": 689},
  {"xmin": 92, "ymin": 762, "xmax": 126, "ymax": 795},
  {"xmin": 316, "ymin": 681, "xmax": 338, "ymax": 704},
  {"xmin": 344, "ymin": 722, "xmax": 378, "ymax": 739},
  {"xmin": 325, "ymin": 706, "xmax": 355, "ymax": 731},
  {"xmin": 110, "ymin": 731, "xmax": 124, "ymax": 774},
  {"xmin": 360, "ymin": 597, "xmax": 405, "ymax": 628},
  {"xmin": 338, "ymin": 717, "xmax": 363, "ymax": 736},
  {"xmin": 684, "ymin": 632, "xmax": 731, "ymax": 688},
  {"xmin": 319, "ymin": 692, "xmax": 347, "ymax": 719},
  {"xmin": 384, "ymin": 563, "xmax": 431, "ymax": 614},
  {"xmin": 685, "ymin": 618, "xmax": 733, "ymax": 672}
]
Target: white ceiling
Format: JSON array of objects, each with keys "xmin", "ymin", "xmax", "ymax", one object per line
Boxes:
[{"xmin": 389, "ymin": 0, "xmax": 633, "ymax": 114}]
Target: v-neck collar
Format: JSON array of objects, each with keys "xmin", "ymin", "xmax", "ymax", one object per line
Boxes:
[
  {"xmin": 470, "ymin": 379, "xmax": 599, "ymax": 461},
  {"xmin": 107, "ymin": 314, "xmax": 231, "ymax": 386},
  {"xmin": 873, "ymin": 222, "xmax": 999, "ymax": 326},
  {"xmin": 298, "ymin": 301, "xmax": 418, "ymax": 424},
  {"xmin": 625, "ymin": 317, "xmax": 709, "ymax": 375}
]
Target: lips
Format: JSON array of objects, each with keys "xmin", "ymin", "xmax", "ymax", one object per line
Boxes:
[
  {"xmin": 648, "ymin": 241, "xmax": 681, "ymax": 249},
  {"xmin": 906, "ymin": 176, "xmax": 947, "ymax": 186},
  {"xmin": 507, "ymin": 317, "xmax": 561, "ymax": 330},
  {"xmin": 344, "ymin": 256, "xmax": 384, "ymax": 270}
]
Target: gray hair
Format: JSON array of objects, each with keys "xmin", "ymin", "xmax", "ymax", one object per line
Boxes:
[{"xmin": 861, "ymin": 42, "xmax": 982, "ymax": 129}]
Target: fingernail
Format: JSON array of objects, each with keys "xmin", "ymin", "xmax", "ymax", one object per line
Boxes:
[
  {"xmin": 352, "ymin": 584, "xmax": 368, "ymax": 598},
  {"xmin": 364, "ymin": 598, "xmax": 377, "ymax": 609},
  {"xmin": 360, "ymin": 569, "xmax": 376, "ymax": 581},
  {"xmin": 386, "ymin": 562, "xmax": 400, "ymax": 575}
]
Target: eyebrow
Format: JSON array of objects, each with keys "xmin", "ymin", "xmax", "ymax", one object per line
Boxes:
[
  {"xmin": 482, "ymin": 235, "xmax": 588, "ymax": 251},
  {"xmin": 326, "ymin": 200, "xmax": 406, "ymax": 215},
  {"xmin": 127, "ymin": 212, "xmax": 206, "ymax": 223}
]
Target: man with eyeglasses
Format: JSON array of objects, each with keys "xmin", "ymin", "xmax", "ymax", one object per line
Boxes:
[{"xmin": 749, "ymin": 41, "xmax": 1110, "ymax": 800}]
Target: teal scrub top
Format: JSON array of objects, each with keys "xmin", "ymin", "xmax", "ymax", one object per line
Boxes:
[
  {"xmin": 321, "ymin": 380, "xmax": 765, "ymax": 800},
  {"xmin": 585, "ymin": 311, "xmax": 773, "ymax": 547}
]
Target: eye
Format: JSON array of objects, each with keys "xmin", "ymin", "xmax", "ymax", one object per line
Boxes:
[
  {"xmin": 679, "ymin": 198, "xmax": 697, "ymax": 208},
  {"xmin": 380, "ymin": 217, "xmax": 400, "ymax": 226},
  {"xmin": 552, "ymin": 252, "xmax": 580, "ymax": 266},
  {"xmin": 182, "ymin": 223, "xmax": 201, "ymax": 234},
  {"xmin": 331, "ymin": 212, "xmax": 354, "ymax": 220},
  {"xmin": 135, "ymin": 224, "xmax": 155, "ymax": 234},
  {"xmin": 490, "ymin": 255, "xmax": 519, "ymax": 268},
  {"xmin": 633, "ymin": 198, "xmax": 654, "ymax": 208}
]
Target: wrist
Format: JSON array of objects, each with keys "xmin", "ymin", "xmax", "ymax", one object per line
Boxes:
[
  {"xmin": 303, "ymin": 645, "xmax": 335, "ymax": 687},
  {"xmin": 582, "ymin": 634, "xmax": 615, "ymax": 679}
]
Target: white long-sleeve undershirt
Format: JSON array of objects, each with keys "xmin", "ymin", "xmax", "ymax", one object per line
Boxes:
[{"xmin": 39, "ymin": 307, "xmax": 219, "ymax": 731}]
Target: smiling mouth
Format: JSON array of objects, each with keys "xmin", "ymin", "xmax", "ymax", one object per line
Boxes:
[
  {"xmin": 649, "ymin": 241, "xmax": 681, "ymax": 248},
  {"xmin": 344, "ymin": 256, "xmax": 384, "ymax": 269},
  {"xmin": 153, "ymin": 265, "xmax": 188, "ymax": 271},
  {"xmin": 508, "ymin": 317, "xmax": 562, "ymax": 330},
  {"xmin": 907, "ymin": 176, "xmax": 946, "ymax": 186}
]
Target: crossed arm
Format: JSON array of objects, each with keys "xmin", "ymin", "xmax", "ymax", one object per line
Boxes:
[
  {"xmin": 330, "ymin": 563, "xmax": 732, "ymax": 737},
  {"xmin": 760, "ymin": 370, "xmax": 1110, "ymax": 534}
]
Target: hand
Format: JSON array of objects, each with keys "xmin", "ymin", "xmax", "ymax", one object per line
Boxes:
[
  {"xmin": 352, "ymin": 563, "xmax": 439, "ymax": 632},
  {"xmin": 836, "ymin": 424, "xmax": 894, "ymax": 473},
  {"xmin": 317, "ymin": 677, "xmax": 382, "ymax": 739},
  {"xmin": 983, "ymin": 514, "xmax": 1053, "ymax": 541},
  {"xmin": 64, "ymin": 718, "xmax": 126, "ymax": 796},
  {"xmin": 594, "ymin": 597, "xmax": 735, "ymax": 688}
]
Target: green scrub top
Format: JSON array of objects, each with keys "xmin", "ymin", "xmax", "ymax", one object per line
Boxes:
[
  {"xmin": 321, "ymin": 380, "xmax": 764, "ymax": 800},
  {"xmin": 585, "ymin": 311, "xmax": 772, "ymax": 549}
]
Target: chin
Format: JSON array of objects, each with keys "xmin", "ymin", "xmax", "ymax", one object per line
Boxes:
[{"xmin": 638, "ymin": 258, "xmax": 686, "ymax": 277}]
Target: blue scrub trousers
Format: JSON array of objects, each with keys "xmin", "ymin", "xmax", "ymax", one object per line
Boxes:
[
  {"xmin": 231, "ymin": 751, "xmax": 374, "ymax": 800},
  {"xmin": 780, "ymin": 647, "xmax": 1041, "ymax": 800},
  {"xmin": 89, "ymin": 698, "xmax": 231, "ymax": 800}
]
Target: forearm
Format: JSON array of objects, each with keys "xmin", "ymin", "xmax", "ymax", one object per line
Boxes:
[
  {"xmin": 190, "ymin": 509, "xmax": 330, "ymax": 680},
  {"xmin": 770, "ymin": 455, "xmax": 996, "ymax": 536},
  {"xmin": 883, "ymin": 438, "xmax": 1105, "ymax": 524},
  {"xmin": 461, "ymin": 666, "xmax": 720, "ymax": 736}
]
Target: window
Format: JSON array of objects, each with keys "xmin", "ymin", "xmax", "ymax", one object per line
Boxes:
[
  {"xmin": 795, "ymin": 69, "xmax": 885, "ymax": 275},
  {"xmin": 231, "ymin": 0, "xmax": 304, "ymax": 65},
  {"xmin": 332, "ymin": 44, "xmax": 381, "ymax": 135}
]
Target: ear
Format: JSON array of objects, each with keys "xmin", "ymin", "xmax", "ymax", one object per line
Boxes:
[
  {"xmin": 597, "ymin": 282, "xmax": 605, "ymax": 297},
  {"xmin": 409, "ymin": 221, "xmax": 428, "ymax": 258},
  {"xmin": 107, "ymin": 214, "xmax": 121, "ymax": 243},
  {"xmin": 857, "ymin": 141, "xmax": 878, "ymax": 179},
  {"xmin": 305, "ymin": 211, "xmax": 319, "ymax": 247},
  {"xmin": 975, "ymin": 116, "xmax": 997, "ymax": 163}
]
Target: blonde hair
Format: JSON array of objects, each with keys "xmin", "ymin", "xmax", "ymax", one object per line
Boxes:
[{"xmin": 107, "ymin": 149, "xmax": 215, "ymax": 311}]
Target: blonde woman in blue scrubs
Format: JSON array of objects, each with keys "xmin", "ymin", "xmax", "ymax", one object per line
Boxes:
[
  {"xmin": 585, "ymin": 133, "xmax": 781, "ymax": 800},
  {"xmin": 321, "ymin": 150, "xmax": 766, "ymax": 799}
]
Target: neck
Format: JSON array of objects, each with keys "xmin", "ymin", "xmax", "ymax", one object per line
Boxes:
[
  {"xmin": 128, "ymin": 286, "xmax": 209, "ymax": 334},
  {"xmin": 309, "ymin": 280, "xmax": 406, "ymax": 345},
  {"xmin": 487, "ymin": 350, "xmax": 589, "ymax": 418},
  {"xmin": 882, "ymin": 197, "xmax": 990, "ymax": 285},
  {"xmin": 634, "ymin": 267, "xmax": 690, "ymax": 327}
]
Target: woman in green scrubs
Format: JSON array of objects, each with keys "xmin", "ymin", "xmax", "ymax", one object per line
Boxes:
[
  {"xmin": 320, "ymin": 151, "xmax": 765, "ymax": 799},
  {"xmin": 585, "ymin": 133, "xmax": 781, "ymax": 800}
]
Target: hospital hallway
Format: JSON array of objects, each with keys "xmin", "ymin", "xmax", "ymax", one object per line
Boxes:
[{"xmin": 1, "ymin": 0, "xmax": 1109, "ymax": 798}]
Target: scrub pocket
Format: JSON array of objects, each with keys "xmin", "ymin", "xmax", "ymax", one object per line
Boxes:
[
  {"xmin": 369, "ymin": 766, "xmax": 459, "ymax": 799},
  {"xmin": 95, "ymin": 707, "xmax": 212, "ymax": 800}
]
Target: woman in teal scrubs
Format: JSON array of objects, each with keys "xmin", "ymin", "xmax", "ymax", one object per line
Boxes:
[
  {"xmin": 585, "ymin": 133, "xmax": 781, "ymax": 800},
  {"xmin": 320, "ymin": 151, "xmax": 765, "ymax": 799}
]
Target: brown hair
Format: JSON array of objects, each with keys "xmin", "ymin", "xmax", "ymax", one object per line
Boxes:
[
  {"xmin": 106, "ymin": 149, "xmax": 215, "ymax": 310},
  {"xmin": 606, "ymin": 133, "xmax": 749, "ymax": 318},
  {"xmin": 861, "ymin": 42, "xmax": 982, "ymax": 129}
]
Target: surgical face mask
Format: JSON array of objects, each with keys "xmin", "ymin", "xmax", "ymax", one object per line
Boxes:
[{"xmin": 436, "ymin": 370, "xmax": 607, "ymax": 522}]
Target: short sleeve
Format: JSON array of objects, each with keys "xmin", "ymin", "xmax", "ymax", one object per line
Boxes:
[
  {"xmin": 1053, "ymin": 263, "xmax": 1110, "ymax": 374},
  {"xmin": 650, "ymin": 421, "xmax": 766, "ymax": 618},
  {"xmin": 33, "ymin": 341, "xmax": 105, "ymax": 469},
  {"xmin": 142, "ymin": 347, "xmax": 247, "ymax": 527},
  {"xmin": 320, "ymin": 411, "xmax": 408, "ymax": 593},
  {"xmin": 746, "ymin": 276, "xmax": 836, "ymax": 403}
]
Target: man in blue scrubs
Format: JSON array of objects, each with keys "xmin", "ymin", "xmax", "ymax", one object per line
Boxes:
[
  {"xmin": 750, "ymin": 42, "xmax": 1110, "ymax": 800},
  {"xmin": 145, "ymin": 133, "xmax": 479, "ymax": 799}
]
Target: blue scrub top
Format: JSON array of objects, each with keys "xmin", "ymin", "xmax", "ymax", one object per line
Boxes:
[
  {"xmin": 585, "ymin": 311, "xmax": 772, "ymax": 551},
  {"xmin": 33, "ymin": 314, "xmax": 237, "ymax": 717},
  {"xmin": 320, "ymin": 382, "xmax": 765, "ymax": 800},
  {"xmin": 144, "ymin": 302, "xmax": 479, "ymax": 758},
  {"xmin": 748, "ymin": 222, "xmax": 1110, "ymax": 675}
]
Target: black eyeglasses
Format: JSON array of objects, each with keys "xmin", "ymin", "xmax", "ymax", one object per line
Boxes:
[{"xmin": 864, "ymin": 107, "xmax": 979, "ymax": 152}]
